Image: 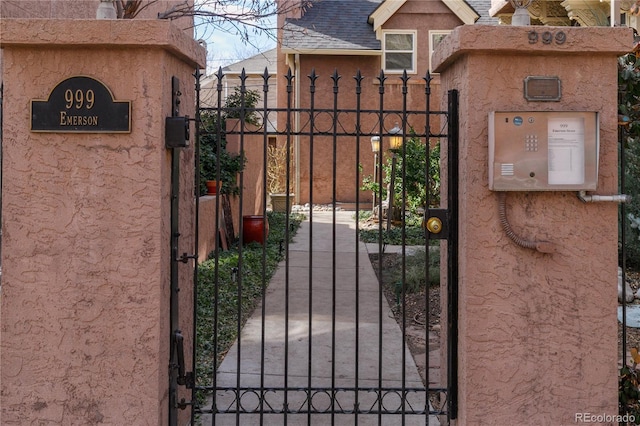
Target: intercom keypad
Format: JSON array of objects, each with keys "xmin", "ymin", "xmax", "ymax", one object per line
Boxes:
[
  {"xmin": 488, "ymin": 111, "xmax": 599, "ymax": 191},
  {"xmin": 525, "ymin": 134, "xmax": 539, "ymax": 152}
]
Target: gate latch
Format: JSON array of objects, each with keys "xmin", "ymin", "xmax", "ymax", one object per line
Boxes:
[
  {"xmin": 166, "ymin": 75, "xmax": 190, "ymax": 149},
  {"xmin": 165, "ymin": 116, "xmax": 190, "ymax": 148}
]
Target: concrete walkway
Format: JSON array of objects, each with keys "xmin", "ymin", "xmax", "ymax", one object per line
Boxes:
[{"xmin": 202, "ymin": 211, "xmax": 439, "ymax": 425}]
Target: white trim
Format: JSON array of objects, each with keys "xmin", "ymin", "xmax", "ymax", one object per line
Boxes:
[
  {"xmin": 488, "ymin": 0, "xmax": 511, "ymax": 17},
  {"xmin": 442, "ymin": 0, "xmax": 479, "ymax": 24},
  {"xmin": 369, "ymin": 0, "xmax": 478, "ymax": 40},
  {"xmin": 429, "ymin": 30, "xmax": 452, "ymax": 73},
  {"xmin": 382, "ymin": 30, "xmax": 416, "ymax": 74},
  {"xmin": 368, "ymin": 0, "xmax": 407, "ymax": 36},
  {"xmin": 281, "ymin": 47, "xmax": 382, "ymax": 56}
]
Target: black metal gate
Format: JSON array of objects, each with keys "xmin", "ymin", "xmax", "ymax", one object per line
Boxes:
[{"xmin": 185, "ymin": 68, "xmax": 459, "ymax": 425}]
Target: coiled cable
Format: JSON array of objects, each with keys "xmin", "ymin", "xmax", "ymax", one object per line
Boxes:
[{"xmin": 498, "ymin": 191, "xmax": 555, "ymax": 253}]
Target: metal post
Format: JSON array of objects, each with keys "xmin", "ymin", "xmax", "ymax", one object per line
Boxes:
[
  {"xmin": 447, "ymin": 89, "xmax": 459, "ymax": 419},
  {"xmin": 387, "ymin": 153, "xmax": 396, "ymax": 230},
  {"xmin": 386, "ymin": 123, "xmax": 402, "ymax": 230},
  {"xmin": 372, "ymin": 152, "xmax": 378, "ymax": 214}
]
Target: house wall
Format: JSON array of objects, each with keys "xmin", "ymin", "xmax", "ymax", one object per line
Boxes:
[
  {"xmin": 198, "ymin": 196, "xmax": 221, "ymax": 262},
  {"xmin": 225, "ymin": 121, "xmax": 266, "ymax": 236},
  {"xmin": 385, "ymin": 0, "xmax": 463, "ymax": 74},
  {"xmin": 0, "ymin": 19, "xmax": 205, "ymax": 425},
  {"xmin": 200, "ymin": 74, "xmax": 278, "ymax": 125},
  {"xmin": 279, "ymin": 0, "xmax": 305, "ymax": 19},
  {"xmin": 433, "ymin": 25, "xmax": 631, "ymax": 425}
]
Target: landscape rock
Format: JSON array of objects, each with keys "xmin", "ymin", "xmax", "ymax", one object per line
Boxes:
[{"xmin": 619, "ymin": 267, "xmax": 635, "ymax": 303}]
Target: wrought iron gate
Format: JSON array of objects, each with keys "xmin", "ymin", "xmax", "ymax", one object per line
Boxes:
[{"xmin": 186, "ymin": 67, "xmax": 459, "ymax": 425}]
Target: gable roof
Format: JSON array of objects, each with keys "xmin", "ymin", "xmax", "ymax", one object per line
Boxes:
[
  {"xmin": 281, "ymin": 0, "xmax": 497, "ymax": 54},
  {"xmin": 369, "ymin": 0, "xmax": 479, "ymax": 29}
]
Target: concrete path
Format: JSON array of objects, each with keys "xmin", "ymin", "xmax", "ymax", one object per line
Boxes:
[{"xmin": 201, "ymin": 211, "xmax": 439, "ymax": 425}]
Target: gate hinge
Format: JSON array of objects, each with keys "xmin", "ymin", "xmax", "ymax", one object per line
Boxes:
[
  {"xmin": 178, "ymin": 371, "xmax": 195, "ymax": 389},
  {"xmin": 172, "ymin": 330, "xmax": 195, "ymax": 389},
  {"xmin": 177, "ymin": 397, "xmax": 194, "ymax": 410},
  {"xmin": 178, "ymin": 252, "xmax": 197, "ymax": 263}
]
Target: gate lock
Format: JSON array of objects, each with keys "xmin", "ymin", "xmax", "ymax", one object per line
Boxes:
[
  {"xmin": 424, "ymin": 209, "xmax": 449, "ymax": 240},
  {"xmin": 426, "ymin": 217, "xmax": 442, "ymax": 234}
]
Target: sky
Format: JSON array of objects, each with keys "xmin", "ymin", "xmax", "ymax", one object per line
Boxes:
[{"xmin": 193, "ymin": 0, "xmax": 277, "ymax": 75}]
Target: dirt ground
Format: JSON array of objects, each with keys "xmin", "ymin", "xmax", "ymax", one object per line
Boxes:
[{"xmin": 368, "ymin": 252, "xmax": 441, "ymax": 385}]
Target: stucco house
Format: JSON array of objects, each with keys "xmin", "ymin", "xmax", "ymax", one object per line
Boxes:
[
  {"xmin": 200, "ymin": 48, "xmax": 278, "ymax": 134},
  {"xmin": 275, "ymin": 0, "xmax": 498, "ymax": 204}
]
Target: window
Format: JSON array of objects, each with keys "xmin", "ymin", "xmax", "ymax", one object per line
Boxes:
[
  {"xmin": 383, "ymin": 31, "xmax": 416, "ymax": 73},
  {"xmin": 429, "ymin": 30, "xmax": 452, "ymax": 72}
]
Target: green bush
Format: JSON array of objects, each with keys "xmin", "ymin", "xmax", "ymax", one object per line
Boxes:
[
  {"xmin": 359, "ymin": 218, "xmax": 429, "ymax": 246},
  {"xmin": 198, "ymin": 119, "xmax": 244, "ymax": 196},
  {"xmin": 198, "ymin": 87, "xmax": 259, "ymax": 196},
  {"xmin": 402, "ymin": 246, "xmax": 440, "ymax": 290},
  {"xmin": 361, "ymin": 129, "xmax": 440, "ymax": 214},
  {"xmin": 619, "ymin": 49, "xmax": 640, "ymax": 269}
]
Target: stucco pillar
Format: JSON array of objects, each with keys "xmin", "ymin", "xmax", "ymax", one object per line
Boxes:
[
  {"xmin": 433, "ymin": 26, "xmax": 632, "ymax": 425},
  {"xmin": 0, "ymin": 19, "xmax": 205, "ymax": 425}
]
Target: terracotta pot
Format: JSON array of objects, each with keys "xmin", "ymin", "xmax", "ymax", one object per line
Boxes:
[
  {"xmin": 206, "ymin": 180, "xmax": 221, "ymax": 195},
  {"xmin": 243, "ymin": 215, "xmax": 269, "ymax": 245}
]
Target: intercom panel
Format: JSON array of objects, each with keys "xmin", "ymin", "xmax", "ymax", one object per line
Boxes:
[{"xmin": 489, "ymin": 111, "xmax": 599, "ymax": 191}]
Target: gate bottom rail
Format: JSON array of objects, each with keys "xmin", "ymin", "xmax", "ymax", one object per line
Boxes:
[{"xmin": 194, "ymin": 386, "xmax": 449, "ymax": 416}]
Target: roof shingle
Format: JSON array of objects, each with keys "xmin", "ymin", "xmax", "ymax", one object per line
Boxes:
[{"xmin": 283, "ymin": 0, "xmax": 383, "ymax": 51}]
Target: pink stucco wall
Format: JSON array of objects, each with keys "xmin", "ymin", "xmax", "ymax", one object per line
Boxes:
[
  {"xmin": 198, "ymin": 196, "xmax": 220, "ymax": 262},
  {"xmin": 225, "ymin": 121, "xmax": 266, "ymax": 237},
  {"xmin": 0, "ymin": 19, "xmax": 205, "ymax": 425},
  {"xmin": 433, "ymin": 25, "xmax": 632, "ymax": 425}
]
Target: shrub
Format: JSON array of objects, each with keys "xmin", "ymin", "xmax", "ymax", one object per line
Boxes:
[
  {"xmin": 198, "ymin": 87, "xmax": 259, "ymax": 196},
  {"xmin": 361, "ymin": 129, "xmax": 440, "ymax": 215},
  {"xmin": 619, "ymin": 47, "xmax": 640, "ymax": 269},
  {"xmin": 267, "ymin": 143, "xmax": 294, "ymax": 194}
]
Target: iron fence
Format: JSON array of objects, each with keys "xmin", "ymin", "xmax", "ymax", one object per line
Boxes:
[{"xmin": 188, "ymin": 67, "xmax": 459, "ymax": 425}]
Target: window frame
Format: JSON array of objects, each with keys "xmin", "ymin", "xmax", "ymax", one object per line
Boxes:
[
  {"xmin": 429, "ymin": 30, "xmax": 452, "ymax": 73},
  {"xmin": 382, "ymin": 30, "xmax": 417, "ymax": 74}
]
